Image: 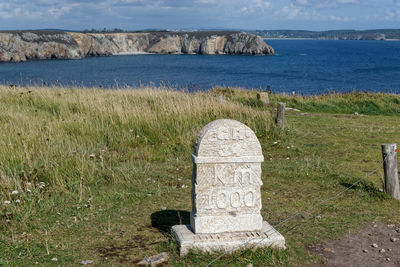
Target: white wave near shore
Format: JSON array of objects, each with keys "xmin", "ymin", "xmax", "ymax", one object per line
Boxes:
[{"xmin": 112, "ymin": 52, "xmax": 154, "ymax": 56}]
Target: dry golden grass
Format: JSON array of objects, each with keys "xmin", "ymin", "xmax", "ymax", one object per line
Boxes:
[{"xmin": 0, "ymin": 85, "xmax": 271, "ymax": 192}]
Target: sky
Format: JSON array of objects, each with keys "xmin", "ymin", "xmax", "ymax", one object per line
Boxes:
[{"xmin": 0, "ymin": 0, "xmax": 400, "ymax": 31}]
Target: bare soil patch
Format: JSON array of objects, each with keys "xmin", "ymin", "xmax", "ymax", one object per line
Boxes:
[{"xmin": 308, "ymin": 222, "xmax": 400, "ymax": 266}]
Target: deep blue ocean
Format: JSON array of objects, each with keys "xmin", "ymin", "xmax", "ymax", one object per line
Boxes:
[{"xmin": 1, "ymin": 40, "xmax": 399, "ymax": 95}]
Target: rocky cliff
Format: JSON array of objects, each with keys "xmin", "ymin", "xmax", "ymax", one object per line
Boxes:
[{"xmin": 0, "ymin": 31, "xmax": 274, "ymax": 62}]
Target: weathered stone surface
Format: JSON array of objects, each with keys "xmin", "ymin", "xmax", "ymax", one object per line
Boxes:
[
  {"xmin": 136, "ymin": 252, "xmax": 169, "ymax": 266},
  {"xmin": 172, "ymin": 119, "xmax": 285, "ymax": 255},
  {"xmin": 257, "ymin": 92, "xmax": 269, "ymax": 104},
  {"xmin": 0, "ymin": 31, "xmax": 274, "ymax": 62},
  {"xmin": 191, "ymin": 119, "xmax": 264, "ymax": 234},
  {"xmin": 172, "ymin": 221, "xmax": 285, "ymax": 256}
]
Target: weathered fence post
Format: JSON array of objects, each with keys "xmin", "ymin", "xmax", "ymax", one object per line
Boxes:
[
  {"xmin": 381, "ymin": 144, "xmax": 400, "ymax": 200},
  {"xmin": 218, "ymin": 95, "xmax": 223, "ymax": 104},
  {"xmin": 276, "ymin": 102, "xmax": 286, "ymax": 130}
]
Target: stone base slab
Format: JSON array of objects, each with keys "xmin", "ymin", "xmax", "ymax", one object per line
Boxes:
[
  {"xmin": 190, "ymin": 212, "xmax": 263, "ymax": 234},
  {"xmin": 171, "ymin": 221, "xmax": 285, "ymax": 256}
]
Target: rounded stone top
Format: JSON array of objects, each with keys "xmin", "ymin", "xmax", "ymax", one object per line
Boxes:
[{"xmin": 193, "ymin": 119, "xmax": 263, "ymax": 163}]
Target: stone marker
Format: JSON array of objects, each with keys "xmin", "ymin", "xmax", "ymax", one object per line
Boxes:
[
  {"xmin": 257, "ymin": 92, "xmax": 269, "ymax": 104},
  {"xmin": 172, "ymin": 119, "xmax": 285, "ymax": 255}
]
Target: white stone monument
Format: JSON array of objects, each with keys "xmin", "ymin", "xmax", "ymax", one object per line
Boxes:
[{"xmin": 172, "ymin": 119, "xmax": 285, "ymax": 255}]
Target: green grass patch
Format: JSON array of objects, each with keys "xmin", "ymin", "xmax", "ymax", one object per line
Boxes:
[{"xmin": 1, "ymin": 86, "xmax": 400, "ymax": 266}]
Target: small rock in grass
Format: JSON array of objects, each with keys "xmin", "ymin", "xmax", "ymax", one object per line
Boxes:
[
  {"xmin": 137, "ymin": 252, "xmax": 169, "ymax": 266},
  {"xmin": 51, "ymin": 257, "xmax": 58, "ymax": 261},
  {"xmin": 246, "ymin": 264, "xmax": 253, "ymax": 267},
  {"xmin": 354, "ymin": 112, "xmax": 359, "ymax": 116},
  {"xmin": 379, "ymin": 249, "xmax": 386, "ymax": 254},
  {"xmin": 161, "ymin": 207, "xmax": 166, "ymax": 211},
  {"xmin": 315, "ymin": 215, "xmax": 322, "ymax": 219},
  {"xmin": 371, "ymin": 243, "xmax": 378, "ymax": 248},
  {"xmin": 89, "ymin": 154, "xmax": 95, "ymax": 159},
  {"xmin": 80, "ymin": 260, "xmax": 94, "ymax": 265}
]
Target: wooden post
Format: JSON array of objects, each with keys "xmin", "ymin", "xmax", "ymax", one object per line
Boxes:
[
  {"xmin": 218, "ymin": 95, "xmax": 223, "ymax": 104},
  {"xmin": 276, "ymin": 102, "xmax": 286, "ymax": 130},
  {"xmin": 381, "ymin": 144, "xmax": 400, "ymax": 200}
]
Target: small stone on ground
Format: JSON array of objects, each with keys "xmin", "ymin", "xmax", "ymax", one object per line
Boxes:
[{"xmin": 136, "ymin": 252, "xmax": 169, "ymax": 267}]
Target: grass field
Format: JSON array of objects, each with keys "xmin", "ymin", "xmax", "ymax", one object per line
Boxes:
[{"xmin": 1, "ymin": 85, "xmax": 400, "ymax": 266}]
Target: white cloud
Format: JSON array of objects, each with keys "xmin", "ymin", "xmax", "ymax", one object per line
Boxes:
[
  {"xmin": 0, "ymin": 7, "xmax": 42, "ymax": 19},
  {"xmin": 277, "ymin": 2, "xmax": 352, "ymax": 22},
  {"xmin": 280, "ymin": 4, "xmax": 302, "ymax": 19},
  {"xmin": 0, "ymin": 0, "xmax": 398, "ymax": 30},
  {"xmin": 48, "ymin": 3, "xmax": 80, "ymax": 19},
  {"xmin": 292, "ymin": 0, "xmax": 360, "ymax": 9},
  {"xmin": 337, "ymin": 0, "xmax": 358, "ymax": 3},
  {"xmin": 196, "ymin": 0, "xmax": 218, "ymax": 4},
  {"xmin": 0, "ymin": 0, "xmax": 83, "ymax": 20},
  {"xmin": 240, "ymin": 0, "xmax": 271, "ymax": 14}
]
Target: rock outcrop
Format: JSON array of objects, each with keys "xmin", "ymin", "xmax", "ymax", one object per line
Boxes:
[{"xmin": 0, "ymin": 31, "xmax": 274, "ymax": 62}]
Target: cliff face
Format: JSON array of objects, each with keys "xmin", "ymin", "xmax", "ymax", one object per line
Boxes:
[{"xmin": 0, "ymin": 31, "xmax": 274, "ymax": 62}]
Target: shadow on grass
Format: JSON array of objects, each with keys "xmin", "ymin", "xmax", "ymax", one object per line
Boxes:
[
  {"xmin": 151, "ymin": 210, "xmax": 190, "ymax": 233},
  {"xmin": 340, "ymin": 181, "xmax": 387, "ymax": 199}
]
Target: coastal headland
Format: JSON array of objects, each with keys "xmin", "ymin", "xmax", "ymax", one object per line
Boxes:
[{"xmin": 0, "ymin": 31, "xmax": 274, "ymax": 62}]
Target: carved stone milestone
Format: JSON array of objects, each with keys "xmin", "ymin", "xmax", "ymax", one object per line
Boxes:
[{"xmin": 172, "ymin": 119, "xmax": 285, "ymax": 255}]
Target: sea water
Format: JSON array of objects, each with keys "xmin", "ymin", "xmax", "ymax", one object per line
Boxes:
[{"xmin": 0, "ymin": 40, "xmax": 399, "ymax": 95}]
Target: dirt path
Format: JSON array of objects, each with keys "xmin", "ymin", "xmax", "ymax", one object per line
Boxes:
[{"xmin": 308, "ymin": 222, "xmax": 400, "ymax": 267}]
